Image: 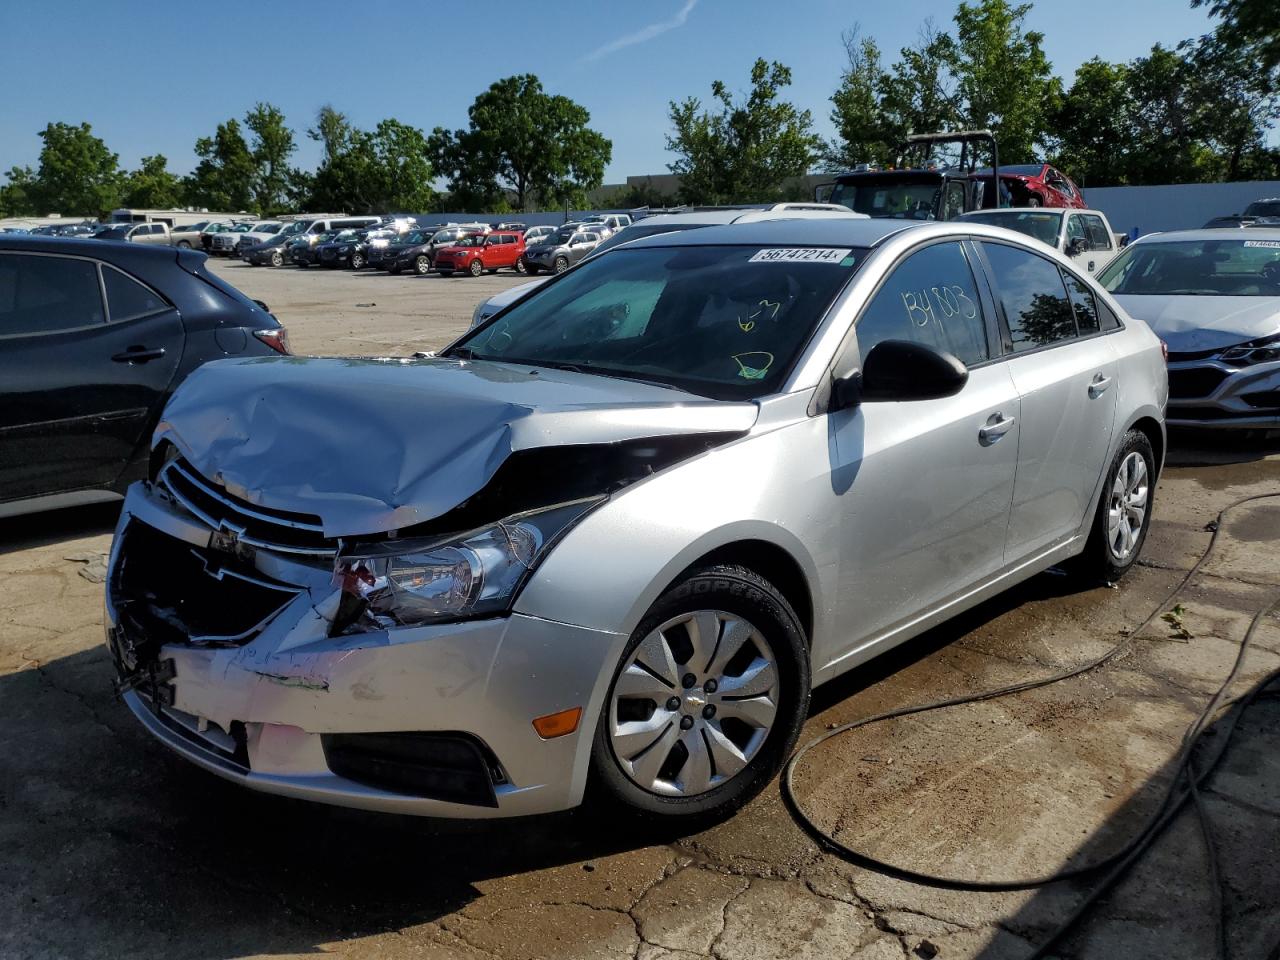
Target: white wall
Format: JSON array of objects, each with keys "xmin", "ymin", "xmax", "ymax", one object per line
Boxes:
[{"xmin": 1083, "ymin": 181, "xmax": 1280, "ymax": 236}]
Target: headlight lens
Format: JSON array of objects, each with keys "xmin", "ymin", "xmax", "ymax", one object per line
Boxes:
[
  {"xmin": 334, "ymin": 498, "xmax": 601, "ymax": 629},
  {"xmin": 1216, "ymin": 332, "xmax": 1280, "ymax": 365}
]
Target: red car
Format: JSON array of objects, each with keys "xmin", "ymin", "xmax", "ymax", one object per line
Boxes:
[
  {"xmin": 977, "ymin": 163, "xmax": 1087, "ymax": 209},
  {"xmin": 434, "ymin": 231, "xmax": 527, "ymax": 277}
]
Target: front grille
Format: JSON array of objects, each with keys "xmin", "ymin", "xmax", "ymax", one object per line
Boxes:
[
  {"xmin": 1168, "ymin": 367, "xmax": 1230, "ymax": 399},
  {"xmin": 1243, "ymin": 390, "xmax": 1280, "ymax": 409},
  {"xmin": 1166, "ymin": 348, "xmax": 1220, "ymax": 363},
  {"xmin": 113, "ymin": 521, "xmax": 302, "ymax": 647},
  {"xmin": 160, "ymin": 458, "xmax": 338, "ymax": 557},
  {"xmin": 322, "ymin": 732, "xmax": 506, "ymax": 806}
]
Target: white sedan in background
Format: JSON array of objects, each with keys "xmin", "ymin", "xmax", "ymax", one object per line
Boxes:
[{"xmin": 958, "ymin": 207, "xmax": 1121, "ymax": 276}]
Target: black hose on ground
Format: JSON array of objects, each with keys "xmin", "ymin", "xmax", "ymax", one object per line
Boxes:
[{"xmin": 781, "ymin": 492, "xmax": 1280, "ymax": 959}]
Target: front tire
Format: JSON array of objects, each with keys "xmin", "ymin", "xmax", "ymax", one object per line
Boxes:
[
  {"xmin": 554, "ymin": 256, "xmax": 569, "ymax": 274},
  {"xmin": 270, "ymin": 251, "xmax": 284, "ymax": 267},
  {"xmin": 1026, "ymin": 194, "xmax": 1043, "ymax": 208},
  {"xmin": 590, "ymin": 565, "xmax": 809, "ymax": 821},
  {"xmin": 470, "ymin": 259, "xmax": 484, "ymax": 277},
  {"xmin": 514, "ymin": 258, "xmax": 527, "ymax": 274},
  {"xmin": 351, "ymin": 252, "xmax": 366, "ymax": 269},
  {"xmin": 415, "ymin": 255, "xmax": 431, "ymax": 276},
  {"xmin": 177, "ymin": 240, "xmax": 192, "ymax": 249},
  {"xmin": 1073, "ymin": 429, "xmax": 1155, "ymax": 582}
]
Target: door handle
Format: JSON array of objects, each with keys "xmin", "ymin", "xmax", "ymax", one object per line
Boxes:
[
  {"xmin": 979, "ymin": 412, "xmax": 1016, "ymax": 445},
  {"xmin": 112, "ymin": 346, "xmax": 166, "ymax": 364},
  {"xmin": 1088, "ymin": 373, "xmax": 1112, "ymax": 398}
]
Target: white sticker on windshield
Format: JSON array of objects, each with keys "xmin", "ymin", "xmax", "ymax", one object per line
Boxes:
[
  {"xmin": 1243, "ymin": 240, "xmax": 1280, "ymax": 249},
  {"xmin": 749, "ymin": 248, "xmax": 853, "ymax": 265}
]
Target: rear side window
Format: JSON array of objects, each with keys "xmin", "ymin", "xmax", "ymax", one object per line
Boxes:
[
  {"xmin": 104, "ymin": 266, "xmax": 168, "ymax": 322},
  {"xmin": 854, "ymin": 241, "xmax": 989, "ymax": 366},
  {"xmin": 982, "ymin": 242, "xmax": 1076, "ymax": 351},
  {"xmin": 0, "ymin": 253, "xmax": 105, "ymax": 336},
  {"xmin": 1062, "ymin": 271, "xmax": 1100, "ymax": 334}
]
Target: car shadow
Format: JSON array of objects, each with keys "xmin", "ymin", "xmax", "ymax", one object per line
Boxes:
[
  {"xmin": 1166, "ymin": 426, "xmax": 1280, "ymax": 468},
  {"xmin": 0, "ymin": 500, "xmax": 120, "ymax": 556}
]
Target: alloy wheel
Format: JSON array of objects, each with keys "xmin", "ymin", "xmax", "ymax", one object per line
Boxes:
[
  {"xmin": 609, "ymin": 610, "xmax": 779, "ymax": 797},
  {"xmin": 1107, "ymin": 451, "xmax": 1149, "ymax": 561}
]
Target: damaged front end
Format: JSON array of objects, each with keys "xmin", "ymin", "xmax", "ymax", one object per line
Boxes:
[{"xmin": 106, "ymin": 418, "xmax": 748, "ymax": 816}]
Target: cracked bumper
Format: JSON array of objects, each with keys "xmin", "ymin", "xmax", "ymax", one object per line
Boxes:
[{"xmin": 106, "ymin": 483, "xmax": 628, "ymax": 818}]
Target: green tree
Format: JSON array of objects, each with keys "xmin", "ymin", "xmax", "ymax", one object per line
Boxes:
[
  {"xmin": 602, "ymin": 177, "xmax": 678, "ymax": 210},
  {"xmin": 307, "ymin": 120, "xmax": 434, "ymax": 213},
  {"xmin": 1123, "ymin": 45, "xmax": 1216, "ymax": 184},
  {"xmin": 666, "ymin": 58, "xmax": 820, "ymax": 204},
  {"xmin": 878, "ymin": 21, "xmax": 962, "ymax": 158},
  {"xmin": 1049, "ymin": 58, "xmax": 1135, "ymax": 186},
  {"xmin": 429, "ymin": 75, "xmax": 612, "ymax": 211},
  {"xmin": 0, "ymin": 166, "xmax": 38, "ymax": 217},
  {"xmin": 187, "ymin": 119, "xmax": 255, "ymax": 211},
  {"xmin": 27, "ymin": 121, "xmax": 123, "ymax": 216},
  {"xmin": 949, "ymin": 0, "xmax": 1060, "ymax": 163},
  {"xmin": 245, "ymin": 102, "xmax": 296, "ymax": 215},
  {"xmin": 1192, "ymin": 0, "xmax": 1280, "ymax": 71},
  {"xmin": 122, "ymin": 154, "xmax": 182, "ymax": 208},
  {"xmin": 823, "ymin": 28, "xmax": 897, "ymax": 170},
  {"xmin": 309, "ymin": 104, "xmax": 354, "ymax": 164}
]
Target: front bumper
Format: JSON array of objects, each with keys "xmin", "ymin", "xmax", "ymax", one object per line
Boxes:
[
  {"xmin": 106, "ymin": 482, "xmax": 626, "ymax": 818},
  {"xmin": 1166, "ymin": 358, "xmax": 1280, "ymax": 428}
]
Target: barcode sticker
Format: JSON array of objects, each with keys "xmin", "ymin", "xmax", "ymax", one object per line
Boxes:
[{"xmin": 749, "ymin": 248, "xmax": 853, "ymax": 264}]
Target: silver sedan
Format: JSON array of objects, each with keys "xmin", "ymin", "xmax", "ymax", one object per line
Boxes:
[
  {"xmin": 1098, "ymin": 228, "xmax": 1280, "ymax": 428},
  {"xmin": 106, "ymin": 218, "xmax": 1166, "ymax": 821}
]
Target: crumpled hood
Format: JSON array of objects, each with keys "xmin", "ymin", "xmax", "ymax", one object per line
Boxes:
[
  {"xmin": 155, "ymin": 356, "xmax": 757, "ymax": 537},
  {"xmin": 1114, "ymin": 295, "xmax": 1280, "ymax": 352}
]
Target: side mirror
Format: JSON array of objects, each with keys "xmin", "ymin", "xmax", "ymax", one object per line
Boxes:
[
  {"xmin": 1067, "ymin": 236, "xmax": 1089, "ymax": 256},
  {"xmin": 831, "ymin": 340, "xmax": 968, "ymax": 411}
]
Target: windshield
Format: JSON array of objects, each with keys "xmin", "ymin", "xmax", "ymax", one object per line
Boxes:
[
  {"xmin": 96, "ymin": 227, "xmax": 129, "ymax": 239},
  {"xmin": 1098, "ymin": 238, "xmax": 1280, "ymax": 296},
  {"xmin": 256, "ymin": 223, "xmax": 281, "ymax": 234},
  {"xmin": 829, "ymin": 179, "xmax": 940, "ymax": 219},
  {"xmin": 183, "ymin": 221, "xmax": 208, "ymax": 232},
  {"xmin": 1244, "ymin": 201, "xmax": 1280, "ymax": 219},
  {"xmin": 332, "ymin": 230, "xmax": 359, "ymax": 241},
  {"xmin": 452, "ymin": 244, "xmax": 866, "ymax": 399},
  {"xmin": 963, "ymin": 210, "xmax": 1062, "ymax": 246}
]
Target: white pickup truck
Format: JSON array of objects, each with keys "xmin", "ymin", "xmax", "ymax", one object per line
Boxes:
[{"xmin": 956, "ymin": 207, "xmax": 1122, "ymax": 276}]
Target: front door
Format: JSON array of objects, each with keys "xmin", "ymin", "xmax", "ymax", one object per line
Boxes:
[
  {"xmin": 826, "ymin": 239, "xmax": 1019, "ymax": 658},
  {"xmin": 0, "ymin": 252, "xmax": 183, "ymax": 504},
  {"xmin": 978, "ymin": 241, "xmax": 1118, "ymax": 559}
]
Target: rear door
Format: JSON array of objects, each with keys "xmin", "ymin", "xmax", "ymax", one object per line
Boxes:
[
  {"xmin": 0, "ymin": 252, "xmax": 183, "ymax": 503},
  {"xmin": 977, "ymin": 241, "xmax": 1118, "ymax": 560}
]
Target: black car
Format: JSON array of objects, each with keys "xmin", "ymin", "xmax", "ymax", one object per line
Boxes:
[
  {"xmin": 244, "ymin": 232, "xmax": 300, "ymax": 267},
  {"xmin": 0, "ymin": 235, "xmax": 289, "ymax": 517},
  {"xmin": 315, "ymin": 229, "xmax": 369, "ymax": 269},
  {"xmin": 371, "ymin": 228, "xmax": 433, "ymax": 271},
  {"xmin": 289, "ymin": 231, "xmax": 338, "ymax": 267}
]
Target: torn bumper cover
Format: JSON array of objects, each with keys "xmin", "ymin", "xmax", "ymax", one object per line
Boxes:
[{"xmin": 106, "ymin": 482, "xmax": 628, "ymax": 818}]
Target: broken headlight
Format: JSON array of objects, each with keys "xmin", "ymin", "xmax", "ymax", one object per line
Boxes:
[{"xmin": 334, "ymin": 498, "xmax": 601, "ymax": 628}]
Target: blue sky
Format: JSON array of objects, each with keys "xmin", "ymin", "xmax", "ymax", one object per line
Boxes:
[{"xmin": 0, "ymin": 0, "xmax": 1216, "ymax": 185}]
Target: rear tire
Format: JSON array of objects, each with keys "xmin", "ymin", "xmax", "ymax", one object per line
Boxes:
[
  {"xmin": 1071, "ymin": 429, "xmax": 1155, "ymax": 583},
  {"xmin": 270, "ymin": 251, "xmax": 283, "ymax": 268},
  {"xmin": 415, "ymin": 255, "xmax": 431, "ymax": 276},
  {"xmin": 1026, "ymin": 194, "xmax": 1043, "ymax": 208},
  {"xmin": 177, "ymin": 240, "xmax": 192, "ymax": 249},
  {"xmin": 554, "ymin": 256, "xmax": 569, "ymax": 274},
  {"xmin": 589, "ymin": 565, "xmax": 809, "ymax": 821},
  {"xmin": 470, "ymin": 259, "xmax": 484, "ymax": 277},
  {"xmin": 351, "ymin": 252, "xmax": 366, "ymax": 269},
  {"xmin": 515, "ymin": 258, "xmax": 527, "ymax": 274}
]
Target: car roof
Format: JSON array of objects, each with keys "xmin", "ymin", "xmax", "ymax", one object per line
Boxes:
[
  {"xmin": 622, "ymin": 217, "xmax": 918, "ymax": 250},
  {"xmin": 0, "ymin": 234, "xmax": 182, "ymax": 260},
  {"xmin": 1131, "ymin": 227, "xmax": 1280, "ymax": 244}
]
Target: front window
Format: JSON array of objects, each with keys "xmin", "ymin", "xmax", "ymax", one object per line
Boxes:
[
  {"xmin": 963, "ymin": 211, "xmax": 1062, "ymax": 246},
  {"xmin": 1098, "ymin": 238, "xmax": 1280, "ymax": 296},
  {"xmin": 451, "ymin": 244, "xmax": 866, "ymax": 400},
  {"xmin": 1244, "ymin": 201, "xmax": 1280, "ymax": 219},
  {"xmin": 828, "ymin": 178, "xmax": 939, "ymax": 219}
]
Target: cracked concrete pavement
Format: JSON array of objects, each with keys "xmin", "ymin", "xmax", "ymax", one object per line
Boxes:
[{"xmin": 1, "ymin": 259, "xmax": 1278, "ymax": 959}]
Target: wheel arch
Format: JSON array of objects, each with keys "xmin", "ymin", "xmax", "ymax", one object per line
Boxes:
[
  {"xmin": 662, "ymin": 539, "xmax": 814, "ymax": 647},
  {"xmin": 1128, "ymin": 414, "xmax": 1165, "ymax": 480}
]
